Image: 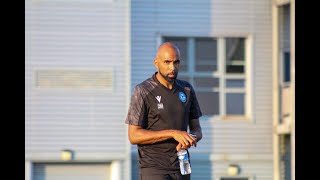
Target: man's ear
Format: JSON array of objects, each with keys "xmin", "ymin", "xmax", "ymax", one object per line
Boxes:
[{"xmin": 154, "ymin": 59, "xmax": 159, "ymax": 69}]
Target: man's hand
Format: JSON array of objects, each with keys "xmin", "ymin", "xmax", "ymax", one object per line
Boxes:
[{"xmin": 172, "ymin": 132, "xmax": 197, "ymax": 151}]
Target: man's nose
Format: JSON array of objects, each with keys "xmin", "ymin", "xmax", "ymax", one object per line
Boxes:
[{"xmin": 169, "ymin": 62, "xmax": 175, "ymax": 70}]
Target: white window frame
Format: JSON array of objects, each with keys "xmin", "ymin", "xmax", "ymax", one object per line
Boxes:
[
  {"xmin": 218, "ymin": 36, "xmax": 253, "ymax": 122},
  {"xmin": 160, "ymin": 35, "xmax": 254, "ymax": 122}
]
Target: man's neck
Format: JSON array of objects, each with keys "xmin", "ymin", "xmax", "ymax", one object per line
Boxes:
[{"xmin": 156, "ymin": 72, "xmax": 174, "ymax": 89}]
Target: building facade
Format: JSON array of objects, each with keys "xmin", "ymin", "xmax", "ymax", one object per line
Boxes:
[
  {"xmin": 25, "ymin": 0, "xmax": 294, "ymax": 180},
  {"xmin": 271, "ymin": 0, "xmax": 295, "ymax": 180},
  {"xmin": 130, "ymin": 0, "xmax": 274, "ymax": 179},
  {"xmin": 25, "ymin": 0, "xmax": 131, "ymax": 179}
]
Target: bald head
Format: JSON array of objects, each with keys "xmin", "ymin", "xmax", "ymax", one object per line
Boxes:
[
  {"xmin": 155, "ymin": 42, "xmax": 180, "ymax": 60},
  {"xmin": 154, "ymin": 42, "xmax": 181, "ymax": 86}
]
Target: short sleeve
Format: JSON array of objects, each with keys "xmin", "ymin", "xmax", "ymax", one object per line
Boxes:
[
  {"xmin": 125, "ymin": 85, "xmax": 147, "ymax": 126},
  {"xmin": 189, "ymin": 85, "xmax": 202, "ymax": 119}
]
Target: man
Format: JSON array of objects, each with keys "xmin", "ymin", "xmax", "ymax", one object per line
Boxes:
[{"xmin": 125, "ymin": 42, "xmax": 203, "ymax": 180}]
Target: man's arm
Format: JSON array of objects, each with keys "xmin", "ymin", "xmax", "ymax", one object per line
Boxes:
[
  {"xmin": 128, "ymin": 125, "xmax": 197, "ymax": 147},
  {"xmin": 175, "ymin": 118, "xmax": 202, "ymax": 150},
  {"xmin": 189, "ymin": 118, "xmax": 202, "ymax": 142}
]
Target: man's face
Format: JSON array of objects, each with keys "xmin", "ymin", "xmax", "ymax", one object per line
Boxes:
[{"xmin": 156, "ymin": 50, "xmax": 180, "ymax": 83}]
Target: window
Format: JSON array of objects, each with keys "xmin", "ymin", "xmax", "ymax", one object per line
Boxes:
[
  {"xmin": 163, "ymin": 36, "xmax": 251, "ymax": 120},
  {"xmin": 221, "ymin": 178, "xmax": 249, "ymax": 180},
  {"xmin": 283, "ymin": 52, "xmax": 290, "ymax": 83}
]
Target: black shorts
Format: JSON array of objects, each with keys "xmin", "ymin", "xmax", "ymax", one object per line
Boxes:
[{"xmin": 139, "ymin": 173, "xmax": 190, "ymax": 180}]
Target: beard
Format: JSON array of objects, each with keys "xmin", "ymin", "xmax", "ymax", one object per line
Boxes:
[{"xmin": 159, "ymin": 70, "xmax": 178, "ymax": 83}]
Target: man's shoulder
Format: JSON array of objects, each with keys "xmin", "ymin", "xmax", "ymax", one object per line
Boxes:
[
  {"xmin": 176, "ymin": 79, "xmax": 193, "ymax": 90},
  {"xmin": 134, "ymin": 77, "xmax": 157, "ymax": 94}
]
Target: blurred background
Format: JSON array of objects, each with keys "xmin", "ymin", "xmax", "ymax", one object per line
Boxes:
[{"xmin": 25, "ymin": 0, "xmax": 295, "ymax": 180}]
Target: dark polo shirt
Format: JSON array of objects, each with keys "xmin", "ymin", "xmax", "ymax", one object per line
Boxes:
[{"xmin": 125, "ymin": 72, "xmax": 202, "ymax": 175}]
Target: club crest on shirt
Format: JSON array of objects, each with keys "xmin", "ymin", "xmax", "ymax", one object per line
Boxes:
[{"xmin": 179, "ymin": 91, "xmax": 187, "ymax": 103}]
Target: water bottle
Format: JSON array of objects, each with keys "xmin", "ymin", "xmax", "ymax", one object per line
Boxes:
[{"xmin": 177, "ymin": 149, "xmax": 191, "ymax": 175}]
